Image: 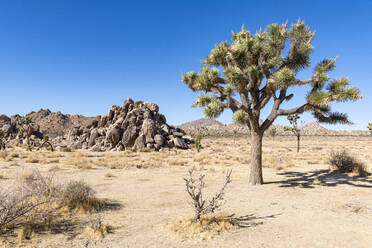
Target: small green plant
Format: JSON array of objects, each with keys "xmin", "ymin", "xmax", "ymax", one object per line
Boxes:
[
  {"xmin": 284, "ymin": 114, "xmax": 302, "ymax": 152},
  {"xmin": 269, "ymin": 128, "xmax": 277, "ymax": 141},
  {"xmin": 368, "ymin": 123, "xmax": 372, "ymax": 135},
  {"xmin": 195, "ymin": 133, "xmax": 203, "ymax": 152}
]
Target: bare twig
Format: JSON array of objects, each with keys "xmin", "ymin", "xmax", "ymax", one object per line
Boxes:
[{"xmin": 184, "ymin": 168, "xmax": 232, "ymax": 221}]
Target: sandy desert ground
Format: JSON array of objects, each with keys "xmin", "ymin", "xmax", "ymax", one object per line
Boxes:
[{"xmin": 0, "ymin": 135, "xmax": 371, "ymax": 248}]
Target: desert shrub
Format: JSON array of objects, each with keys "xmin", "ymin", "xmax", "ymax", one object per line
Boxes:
[
  {"xmin": 82, "ymin": 214, "xmax": 110, "ymax": 239},
  {"xmin": 329, "ymin": 151, "xmax": 368, "ymax": 176},
  {"xmin": 0, "ymin": 170, "xmax": 57, "ymax": 231},
  {"xmin": 60, "ymin": 181, "xmax": 103, "ymax": 212},
  {"xmin": 184, "ymin": 168, "xmax": 232, "ymax": 221}
]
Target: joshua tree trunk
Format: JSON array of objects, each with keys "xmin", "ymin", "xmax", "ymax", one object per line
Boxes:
[
  {"xmin": 249, "ymin": 130, "xmax": 263, "ymax": 185},
  {"xmin": 297, "ymin": 134, "xmax": 300, "ymax": 153}
]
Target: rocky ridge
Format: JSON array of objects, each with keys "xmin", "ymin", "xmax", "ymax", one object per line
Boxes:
[
  {"xmin": 62, "ymin": 98, "xmax": 192, "ymax": 151},
  {"xmin": 177, "ymin": 119, "xmax": 370, "ymax": 136}
]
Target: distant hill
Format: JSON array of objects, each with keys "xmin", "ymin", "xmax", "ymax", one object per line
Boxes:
[
  {"xmin": 177, "ymin": 118, "xmax": 369, "ymax": 136},
  {"xmin": 177, "ymin": 118, "xmax": 224, "ymax": 128},
  {"xmin": 1, "ymin": 109, "xmax": 98, "ymax": 137}
]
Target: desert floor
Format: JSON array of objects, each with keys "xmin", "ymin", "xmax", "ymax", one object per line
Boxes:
[{"xmin": 0, "ymin": 135, "xmax": 371, "ymax": 248}]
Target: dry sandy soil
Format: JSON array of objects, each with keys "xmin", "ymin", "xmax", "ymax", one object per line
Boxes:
[{"xmin": 0, "ymin": 135, "xmax": 371, "ymax": 248}]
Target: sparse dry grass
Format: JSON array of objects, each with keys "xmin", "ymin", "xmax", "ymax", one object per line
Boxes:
[
  {"xmin": 82, "ymin": 215, "xmax": 111, "ymax": 240},
  {"xmin": 164, "ymin": 214, "xmax": 239, "ymax": 240}
]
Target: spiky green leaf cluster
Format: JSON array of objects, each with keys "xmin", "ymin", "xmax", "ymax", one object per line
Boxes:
[
  {"xmin": 286, "ymin": 20, "xmax": 314, "ymax": 71},
  {"xmin": 223, "ymin": 66, "xmax": 244, "ymax": 87},
  {"xmin": 307, "ymin": 91, "xmax": 331, "ymax": 106},
  {"xmin": 205, "ymin": 41, "xmax": 229, "ymax": 66},
  {"xmin": 367, "ymin": 123, "xmax": 372, "ymax": 132},
  {"xmin": 194, "ymin": 95, "xmax": 223, "ymax": 118},
  {"xmin": 308, "ymin": 77, "xmax": 361, "ymax": 109},
  {"xmin": 313, "ymin": 111, "xmax": 350, "ymax": 124},
  {"xmin": 182, "ymin": 66, "xmax": 221, "ymax": 92},
  {"xmin": 233, "ymin": 110, "xmax": 249, "ymax": 125},
  {"xmin": 272, "ymin": 68, "xmax": 295, "ymax": 89}
]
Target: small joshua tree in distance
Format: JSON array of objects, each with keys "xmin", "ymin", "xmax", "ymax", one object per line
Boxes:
[
  {"xmin": 269, "ymin": 127, "xmax": 277, "ymax": 141},
  {"xmin": 21, "ymin": 116, "xmax": 34, "ymax": 151},
  {"xmin": 184, "ymin": 167, "xmax": 232, "ymax": 222},
  {"xmin": 284, "ymin": 114, "xmax": 303, "ymax": 152},
  {"xmin": 368, "ymin": 123, "xmax": 372, "ymax": 135},
  {"xmin": 41, "ymin": 135, "xmax": 54, "ymax": 152},
  {"xmin": 182, "ymin": 20, "xmax": 362, "ymax": 184}
]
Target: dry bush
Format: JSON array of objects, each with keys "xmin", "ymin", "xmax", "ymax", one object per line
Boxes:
[
  {"xmin": 165, "ymin": 213, "xmax": 239, "ymax": 240},
  {"xmin": 82, "ymin": 214, "xmax": 110, "ymax": 239},
  {"xmin": 184, "ymin": 168, "xmax": 232, "ymax": 221},
  {"xmin": 64, "ymin": 152, "xmax": 93, "ymax": 169},
  {"xmin": 0, "ymin": 170, "xmax": 57, "ymax": 232},
  {"xmin": 60, "ymin": 181, "xmax": 104, "ymax": 213},
  {"xmin": 329, "ymin": 151, "xmax": 368, "ymax": 176}
]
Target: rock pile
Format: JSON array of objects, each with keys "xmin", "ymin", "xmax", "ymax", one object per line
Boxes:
[
  {"xmin": 0, "ymin": 114, "xmax": 44, "ymax": 146},
  {"xmin": 65, "ymin": 98, "xmax": 192, "ymax": 151}
]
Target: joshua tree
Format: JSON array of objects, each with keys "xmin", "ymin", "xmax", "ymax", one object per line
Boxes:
[
  {"xmin": 269, "ymin": 127, "xmax": 277, "ymax": 141},
  {"xmin": 41, "ymin": 135, "xmax": 54, "ymax": 152},
  {"xmin": 182, "ymin": 20, "xmax": 362, "ymax": 185},
  {"xmin": 0, "ymin": 130, "xmax": 5, "ymax": 150},
  {"xmin": 284, "ymin": 114, "xmax": 303, "ymax": 152},
  {"xmin": 368, "ymin": 123, "xmax": 372, "ymax": 135},
  {"xmin": 19, "ymin": 116, "xmax": 34, "ymax": 151}
]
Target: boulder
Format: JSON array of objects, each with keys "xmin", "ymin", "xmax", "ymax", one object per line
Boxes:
[
  {"xmin": 173, "ymin": 137, "xmax": 189, "ymax": 149},
  {"xmin": 133, "ymin": 134, "xmax": 146, "ymax": 151},
  {"xmin": 122, "ymin": 125, "xmax": 137, "ymax": 148},
  {"xmin": 154, "ymin": 134, "xmax": 165, "ymax": 146},
  {"xmin": 89, "ymin": 128, "xmax": 100, "ymax": 147},
  {"xmin": 106, "ymin": 126, "xmax": 123, "ymax": 147},
  {"xmin": 144, "ymin": 102, "xmax": 159, "ymax": 112}
]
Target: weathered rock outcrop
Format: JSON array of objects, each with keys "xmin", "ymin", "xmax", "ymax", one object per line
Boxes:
[{"xmin": 65, "ymin": 98, "xmax": 192, "ymax": 151}]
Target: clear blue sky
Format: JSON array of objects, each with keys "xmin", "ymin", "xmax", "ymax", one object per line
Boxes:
[{"xmin": 0, "ymin": 0, "xmax": 371, "ymax": 130}]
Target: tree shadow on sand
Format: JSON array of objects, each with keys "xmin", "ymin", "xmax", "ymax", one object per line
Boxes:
[{"xmin": 266, "ymin": 169, "xmax": 372, "ymax": 188}]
